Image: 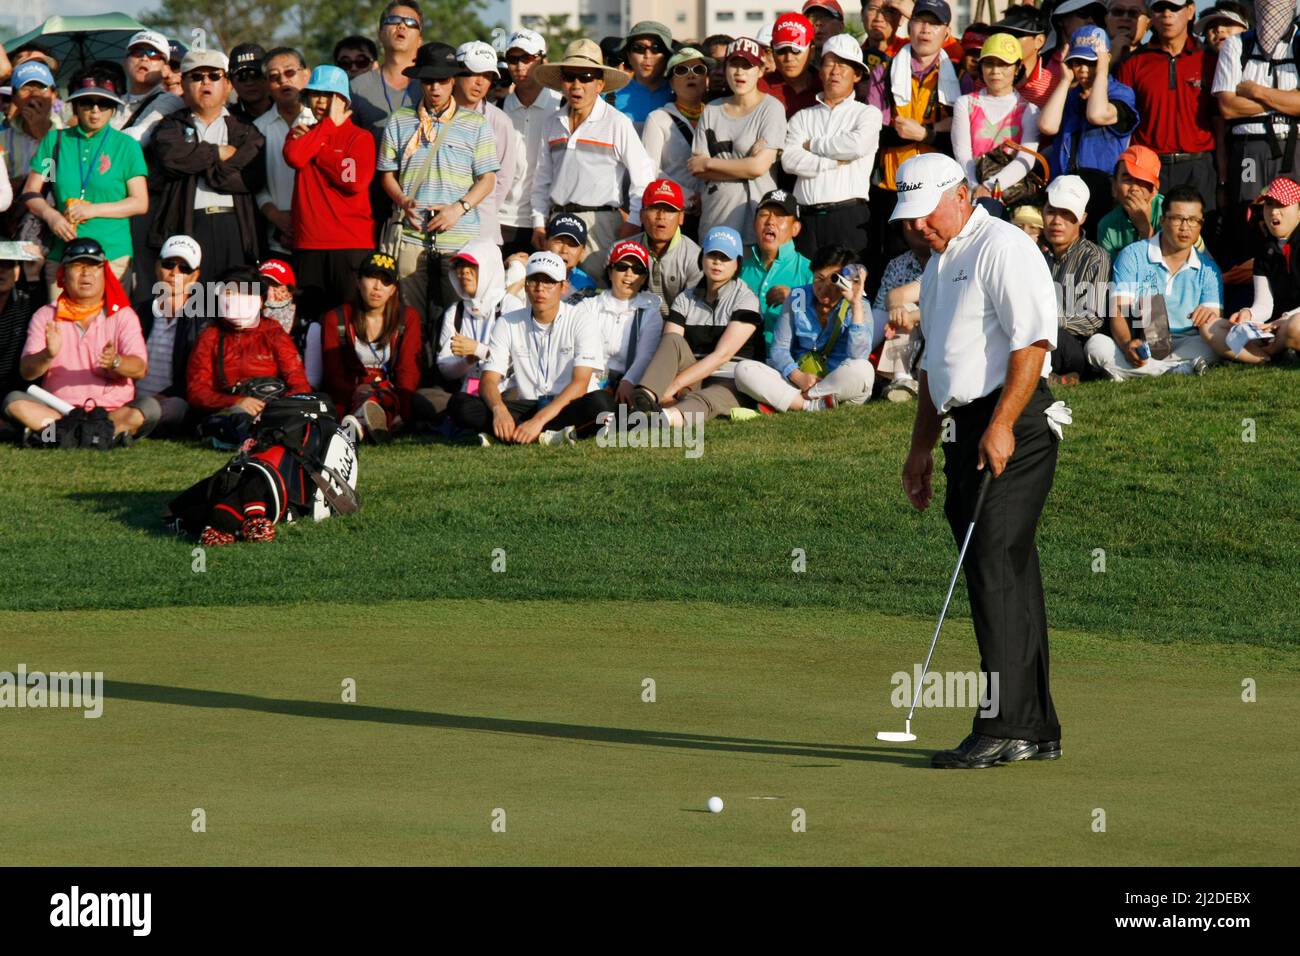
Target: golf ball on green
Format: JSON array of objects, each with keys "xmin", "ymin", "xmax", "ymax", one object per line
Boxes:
[{"xmin": 707, "ymin": 796, "xmax": 723, "ymax": 813}]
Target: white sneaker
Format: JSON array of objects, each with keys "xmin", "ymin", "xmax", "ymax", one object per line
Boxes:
[
  {"xmin": 340, "ymin": 415, "xmax": 363, "ymax": 445},
  {"xmin": 539, "ymin": 426, "xmax": 576, "ymax": 446},
  {"xmin": 477, "ymin": 432, "xmax": 493, "ymax": 446},
  {"xmin": 885, "ymin": 377, "xmax": 919, "ymax": 402}
]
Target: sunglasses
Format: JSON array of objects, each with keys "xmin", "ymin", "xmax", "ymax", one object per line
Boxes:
[
  {"xmin": 381, "ymin": 14, "xmax": 421, "ymax": 29},
  {"xmin": 186, "ymin": 70, "xmax": 225, "ymax": 83},
  {"xmin": 561, "ymin": 69, "xmax": 601, "ymax": 84},
  {"xmin": 505, "ymin": 53, "xmax": 539, "ymax": 65},
  {"xmin": 671, "ymin": 63, "xmax": 709, "ymax": 77},
  {"xmin": 336, "ymin": 55, "xmax": 373, "ymax": 70},
  {"xmin": 266, "ymin": 68, "xmax": 301, "ymax": 84},
  {"xmin": 1109, "ymin": 7, "xmax": 1144, "ymax": 16},
  {"xmin": 629, "ymin": 43, "xmax": 666, "ymax": 56},
  {"xmin": 74, "ymin": 98, "xmax": 116, "ymax": 112},
  {"xmin": 610, "ymin": 261, "xmax": 648, "ymax": 275},
  {"xmin": 234, "ymin": 68, "xmax": 262, "ymax": 82},
  {"xmin": 1148, "ymin": 2, "xmax": 1184, "ymax": 13},
  {"xmin": 128, "ymin": 47, "xmax": 165, "ymax": 60},
  {"xmin": 159, "ymin": 258, "xmax": 194, "ymax": 272}
]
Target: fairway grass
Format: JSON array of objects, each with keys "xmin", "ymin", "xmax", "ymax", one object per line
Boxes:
[{"xmin": 2, "ymin": 600, "xmax": 1296, "ymax": 867}]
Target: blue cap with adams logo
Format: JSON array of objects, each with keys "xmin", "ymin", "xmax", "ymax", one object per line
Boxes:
[
  {"xmin": 701, "ymin": 226, "xmax": 743, "ymax": 260},
  {"xmin": 546, "ymin": 213, "xmax": 588, "ymax": 245}
]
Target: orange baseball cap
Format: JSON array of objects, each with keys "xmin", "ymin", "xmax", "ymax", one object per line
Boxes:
[{"xmin": 1118, "ymin": 145, "xmax": 1160, "ymax": 188}]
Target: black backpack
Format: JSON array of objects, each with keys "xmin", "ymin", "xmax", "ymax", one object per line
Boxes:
[{"xmin": 50, "ymin": 401, "xmax": 116, "ymax": 451}]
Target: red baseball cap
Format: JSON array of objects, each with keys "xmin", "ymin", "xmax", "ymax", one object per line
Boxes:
[
  {"xmin": 1118, "ymin": 145, "xmax": 1160, "ymax": 189},
  {"xmin": 608, "ymin": 240, "xmax": 650, "ymax": 270},
  {"xmin": 1263, "ymin": 176, "xmax": 1300, "ymax": 206},
  {"xmin": 451, "ymin": 250, "xmax": 480, "ymax": 267},
  {"xmin": 258, "ymin": 259, "xmax": 296, "ymax": 286},
  {"xmin": 642, "ymin": 177, "xmax": 685, "ymax": 211},
  {"xmin": 803, "ymin": 0, "xmax": 844, "ymax": 19},
  {"xmin": 773, "ymin": 13, "xmax": 815, "ymax": 51}
]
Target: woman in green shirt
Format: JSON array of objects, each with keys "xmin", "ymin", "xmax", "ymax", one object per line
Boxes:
[{"xmin": 22, "ymin": 69, "xmax": 149, "ymax": 301}]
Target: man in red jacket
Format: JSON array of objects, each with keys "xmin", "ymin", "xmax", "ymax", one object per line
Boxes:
[
  {"xmin": 285, "ymin": 65, "xmax": 377, "ymax": 314},
  {"xmin": 187, "ymin": 266, "xmax": 311, "ymax": 445}
]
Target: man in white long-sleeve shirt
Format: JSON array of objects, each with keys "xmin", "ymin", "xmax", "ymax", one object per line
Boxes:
[
  {"xmin": 782, "ymin": 33, "xmax": 882, "ymax": 260},
  {"xmin": 456, "ymin": 41, "xmax": 519, "ymax": 247},
  {"xmin": 499, "ymin": 30, "xmax": 563, "ymax": 258},
  {"xmin": 531, "ymin": 39, "xmax": 656, "ymax": 278}
]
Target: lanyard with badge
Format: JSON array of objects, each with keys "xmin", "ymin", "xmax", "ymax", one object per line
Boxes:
[
  {"xmin": 530, "ymin": 316, "xmax": 554, "ymax": 406},
  {"xmin": 57, "ymin": 128, "xmax": 107, "ymax": 207}
]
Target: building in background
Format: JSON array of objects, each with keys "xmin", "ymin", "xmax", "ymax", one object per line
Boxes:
[{"xmin": 0, "ymin": 0, "xmax": 48, "ymax": 40}]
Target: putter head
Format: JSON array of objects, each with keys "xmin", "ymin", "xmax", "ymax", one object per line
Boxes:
[{"xmin": 876, "ymin": 730, "xmax": 917, "ymax": 742}]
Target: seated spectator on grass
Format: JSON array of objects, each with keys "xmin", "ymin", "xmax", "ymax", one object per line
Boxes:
[
  {"xmin": 873, "ymin": 219, "xmax": 932, "ymax": 402},
  {"xmin": 574, "ymin": 241, "xmax": 664, "ymax": 407},
  {"xmin": 315, "ymin": 252, "xmax": 421, "ymax": 443},
  {"xmin": 1040, "ymin": 176, "xmax": 1110, "ymax": 382},
  {"xmin": 1037, "ymin": 26, "xmax": 1138, "ymax": 235},
  {"xmin": 1096, "ymin": 144, "xmax": 1172, "ymax": 257},
  {"xmin": 285, "ymin": 66, "xmax": 377, "ymax": 316},
  {"xmin": 1208, "ymin": 177, "xmax": 1300, "ymax": 363},
  {"xmin": 636, "ymin": 179, "xmax": 703, "ymax": 317},
  {"xmin": 449, "ymin": 251, "xmax": 615, "ymax": 445},
  {"xmin": 0, "ymin": 242, "xmax": 41, "ymax": 411},
  {"xmin": 629, "ymin": 226, "xmax": 763, "ymax": 425},
  {"xmin": 23, "ymin": 66, "xmax": 149, "ymax": 301},
  {"xmin": 1088, "ymin": 185, "xmax": 1224, "ymax": 380},
  {"xmin": 735, "ymin": 244, "xmax": 882, "ymax": 413},
  {"xmin": 187, "ymin": 266, "xmax": 311, "ymax": 446},
  {"xmin": 1010, "ymin": 202, "xmax": 1044, "ymax": 239},
  {"xmin": 2, "ymin": 238, "xmax": 153, "ymax": 443},
  {"xmin": 132, "ymin": 235, "xmax": 208, "ymax": 435},
  {"xmin": 258, "ymin": 260, "xmax": 304, "ymax": 348},
  {"xmin": 414, "ymin": 240, "xmax": 524, "ymax": 418},
  {"xmin": 738, "ymin": 189, "xmax": 812, "ymax": 344}
]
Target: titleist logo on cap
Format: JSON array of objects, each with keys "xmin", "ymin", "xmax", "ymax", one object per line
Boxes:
[{"xmin": 898, "ymin": 173, "xmax": 961, "ymax": 193}]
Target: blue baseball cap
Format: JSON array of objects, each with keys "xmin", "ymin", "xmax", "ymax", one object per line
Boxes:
[
  {"xmin": 546, "ymin": 213, "xmax": 588, "ymax": 245},
  {"xmin": 911, "ymin": 0, "xmax": 953, "ymax": 25},
  {"xmin": 12, "ymin": 61, "xmax": 55, "ymax": 90},
  {"xmin": 701, "ymin": 226, "xmax": 743, "ymax": 260},
  {"xmin": 1066, "ymin": 25, "xmax": 1109, "ymax": 63},
  {"xmin": 304, "ymin": 65, "xmax": 351, "ymax": 103}
]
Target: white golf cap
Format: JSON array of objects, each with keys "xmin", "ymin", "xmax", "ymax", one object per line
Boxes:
[
  {"xmin": 526, "ymin": 251, "xmax": 567, "ymax": 282},
  {"xmin": 505, "ymin": 29, "xmax": 546, "ymax": 57},
  {"xmin": 457, "ymin": 41, "xmax": 499, "ymax": 75},
  {"xmin": 159, "ymin": 234, "xmax": 202, "ymax": 270},
  {"xmin": 179, "ymin": 49, "xmax": 230, "ymax": 74},
  {"xmin": 127, "ymin": 30, "xmax": 171, "ymax": 58},
  {"xmin": 821, "ymin": 33, "xmax": 867, "ymax": 71},
  {"xmin": 891, "ymin": 153, "xmax": 967, "ymax": 220},
  {"xmin": 1045, "ymin": 174, "xmax": 1090, "ymax": 221},
  {"xmin": 756, "ymin": 22, "xmax": 775, "ymax": 48}
]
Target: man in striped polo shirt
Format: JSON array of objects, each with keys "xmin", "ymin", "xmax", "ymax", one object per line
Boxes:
[{"xmin": 378, "ymin": 41, "xmax": 499, "ymax": 340}]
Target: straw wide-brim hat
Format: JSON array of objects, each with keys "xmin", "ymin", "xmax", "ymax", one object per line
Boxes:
[{"xmin": 535, "ymin": 38, "xmax": 630, "ymax": 93}]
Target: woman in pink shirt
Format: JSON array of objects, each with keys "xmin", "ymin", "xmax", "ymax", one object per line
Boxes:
[{"xmin": 3, "ymin": 237, "xmax": 153, "ymax": 443}]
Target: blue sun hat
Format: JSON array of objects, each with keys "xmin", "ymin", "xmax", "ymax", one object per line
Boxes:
[
  {"xmin": 304, "ymin": 65, "xmax": 351, "ymax": 103},
  {"xmin": 701, "ymin": 226, "xmax": 743, "ymax": 260}
]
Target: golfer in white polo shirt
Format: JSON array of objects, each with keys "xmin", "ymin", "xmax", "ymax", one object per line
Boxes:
[{"xmin": 893, "ymin": 152, "xmax": 1068, "ymax": 770}]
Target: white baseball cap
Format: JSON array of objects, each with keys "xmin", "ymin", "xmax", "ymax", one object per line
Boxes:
[
  {"xmin": 505, "ymin": 29, "xmax": 546, "ymax": 57},
  {"xmin": 127, "ymin": 30, "xmax": 171, "ymax": 59},
  {"xmin": 457, "ymin": 41, "xmax": 499, "ymax": 76},
  {"xmin": 159, "ymin": 234, "xmax": 202, "ymax": 271},
  {"xmin": 821, "ymin": 33, "xmax": 867, "ymax": 72},
  {"xmin": 1045, "ymin": 175, "xmax": 1090, "ymax": 221},
  {"xmin": 180, "ymin": 49, "xmax": 230, "ymax": 74},
  {"xmin": 526, "ymin": 251, "xmax": 567, "ymax": 282},
  {"xmin": 891, "ymin": 153, "xmax": 967, "ymax": 220},
  {"xmin": 756, "ymin": 22, "xmax": 775, "ymax": 48}
]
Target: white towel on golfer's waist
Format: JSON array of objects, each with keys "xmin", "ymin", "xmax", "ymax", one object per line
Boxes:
[
  {"xmin": 889, "ymin": 45, "xmax": 961, "ymax": 109},
  {"xmin": 1045, "ymin": 400, "xmax": 1072, "ymax": 440}
]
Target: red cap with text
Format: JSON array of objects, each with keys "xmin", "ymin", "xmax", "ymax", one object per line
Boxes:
[
  {"xmin": 258, "ymin": 259, "xmax": 297, "ymax": 286},
  {"xmin": 642, "ymin": 178, "xmax": 685, "ymax": 211},
  {"xmin": 773, "ymin": 13, "xmax": 814, "ymax": 51},
  {"xmin": 608, "ymin": 240, "xmax": 651, "ymax": 270}
]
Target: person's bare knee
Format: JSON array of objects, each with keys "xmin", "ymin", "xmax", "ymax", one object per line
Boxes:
[
  {"xmin": 8, "ymin": 399, "xmax": 60, "ymax": 431},
  {"xmin": 110, "ymin": 406, "xmax": 145, "ymax": 436}
]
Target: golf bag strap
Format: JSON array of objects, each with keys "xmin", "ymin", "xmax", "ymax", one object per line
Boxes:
[{"xmin": 281, "ymin": 442, "xmax": 361, "ymax": 515}]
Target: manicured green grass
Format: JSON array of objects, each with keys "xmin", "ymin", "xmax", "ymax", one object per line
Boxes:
[
  {"xmin": 1, "ymin": 601, "xmax": 1295, "ymax": 866},
  {"xmin": 1, "ymin": 364, "xmax": 1296, "ymax": 649}
]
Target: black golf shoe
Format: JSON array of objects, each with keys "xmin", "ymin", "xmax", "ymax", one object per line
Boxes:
[
  {"xmin": 1028, "ymin": 740, "xmax": 1062, "ymax": 761},
  {"xmin": 931, "ymin": 733, "xmax": 1038, "ymax": 769}
]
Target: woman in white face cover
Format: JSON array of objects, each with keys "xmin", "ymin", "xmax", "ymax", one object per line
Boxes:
[
  {"xmin": 574, "ymin": 240, "xmax": 664, "ymax": 406},
  {"xmin": 419, "ymin": 239, "xmax": 525, "ymax": 418}
]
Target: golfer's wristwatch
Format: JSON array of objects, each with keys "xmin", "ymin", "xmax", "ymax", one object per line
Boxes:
[
  {"xmin": 458, "ymin": 199, "xmax": 471, "ymax": 213},
  {"xmin": 111, "ymin": 355, "xmax": 122, "ymax": 371}
]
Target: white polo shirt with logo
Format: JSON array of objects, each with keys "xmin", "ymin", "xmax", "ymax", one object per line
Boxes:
[
  {"xmin": 918, "ymin": 204, "xmax": 1057, "ymax": 414},
  {"xmin": 482, "ymin": 302, "xmax": 604, "ymax": 401}
]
